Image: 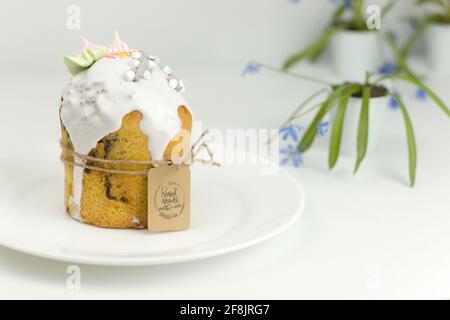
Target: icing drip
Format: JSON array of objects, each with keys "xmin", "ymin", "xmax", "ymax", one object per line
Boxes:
[
  {"xmin": 131, "ymin": 216, "xmax": 144, "ymax": 229},
  {"xmin": 68, "ymin": 194, "xmax": 83, "ymax": 222}
]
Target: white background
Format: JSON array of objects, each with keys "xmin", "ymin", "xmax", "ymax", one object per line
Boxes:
[
  {"xmin": 0, "ymin": 0, "xmax": 450, "ymax": 299},
  {"xmin": 0, "ymin": 0, "xmax": 419, "ymax": 72}
]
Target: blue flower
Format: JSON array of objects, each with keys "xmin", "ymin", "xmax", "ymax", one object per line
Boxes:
[
  {"xmin": 409, "ymin": 18, "xmax": 420, "ymax": 30},
  {"xmin": 317, "ymin": 121, "xmax": 331, "ymax": 137},
  {"xmin": 279, "ymin": 124, "xmax": 304, "ymax": 141},
  {"xmin": 329, "ymin": 0, "xmax": 352, "ymax": 7},
  {"xmin": 242, "ymin": 62, "xmax": 261, "ymax": 77},
  {"xmin": 416, "ymin": 87, "xmax": 427, "ymax": 101},
  {"xmin": 344, "ymin": 0, "xmax": 353, "ymax": 8},
  {"xmin": 280, "ymin": 145, "xmax": 303, "ymax": 168},
  {"xmin": 389, "ymin": 91, "xmax": 401, "ymax": 109},
  {"xmin": 378, "ymin": 62, "xmax": 398, "ymax": 76}
]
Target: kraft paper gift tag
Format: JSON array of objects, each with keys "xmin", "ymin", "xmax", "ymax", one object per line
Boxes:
[{"xmin": 148, "ymin": 165, "xmax": 191, "ymax": 232}]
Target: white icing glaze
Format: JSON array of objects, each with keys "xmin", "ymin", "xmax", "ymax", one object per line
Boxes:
[
  {"xmin": 61, "ymin": 52, "xmax": 191, "ymax": 210},
  {"xmin": 71, "ymin": 168, "xmax": 84, "ymax": 219},
  {"xmin": 68, "ymin": 195, "xmax": 83, "ymax": 222},
  {"xmin": 61, "ymin": 55, "xmax": 190, "ymax": 159},
  {"xmin": 131, "ymin": 216, "xmax": 144, "ymax": 228},
  {"xmin": 131, "ymin": 51, "xmax": 142, "ymax": 59}
]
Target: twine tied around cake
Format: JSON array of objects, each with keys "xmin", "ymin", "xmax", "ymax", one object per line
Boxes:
[{"xmin": 60, "ymin": 130, "xmax": 220, "ymax": 175}]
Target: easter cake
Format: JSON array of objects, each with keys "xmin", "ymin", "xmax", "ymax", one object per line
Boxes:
[{"xmin": 60, "ymin": 33, "xmax": 192, "ymax": 229}]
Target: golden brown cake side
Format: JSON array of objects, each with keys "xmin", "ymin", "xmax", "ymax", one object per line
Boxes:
[{"xmin": 62, "ymin": 106, "xmax": 193, "ymax": 229}]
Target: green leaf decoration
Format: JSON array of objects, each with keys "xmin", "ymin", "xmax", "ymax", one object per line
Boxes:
[
  {"xmin": 378, "ymin": 74, "xmax": 450, "ymax": 117},
  {"xmin": 328, "ymin": 93, "xmax": 350, "ymax": 170},
  {"xmin": 64, "ymin": 47, "xmax": 108, "ymax": 76},
  {"xmin": 298, "ymin": 84, "xmax": 360, "ymax": 153},
  {"xmin": 283, "ymin": 28, "xmax": 336, "ymax": 70},
  {"xmin": 391, "ymin": 94, "xmax": 417, "ymax": 187},
  {"xmin": 353, "ymin": 86, "xmax": 370, "ymax": 174}
]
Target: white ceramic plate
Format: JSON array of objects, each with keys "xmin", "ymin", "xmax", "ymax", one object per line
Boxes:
[{"xmin": 0, "ymin": 144, "xmax": 305, "ymax": 266}]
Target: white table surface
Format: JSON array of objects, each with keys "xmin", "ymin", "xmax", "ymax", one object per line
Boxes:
[{"xmin": 0, "ymin": 62, "xmax": 449, "ymax": 299}]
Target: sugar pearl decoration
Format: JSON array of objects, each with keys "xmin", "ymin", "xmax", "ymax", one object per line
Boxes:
[
  {"xmin": 131, "ymin": 51, "xmax": 142, "ymax": 59},
  {"xmin": 177, "ymin": 80, "xmax": 186, "ymax": 93},
  {"xmin": 168, "ymin": 78, "xmax": 179, "ymax": 89},
  {"xmin": 124, "ymin": 70, "xmax": 136, "ymax": 82},
  {"xmin": 163, "ymin": 66, "xmax": 172, "ymax": 75},
  {"xmin": 143, "ymin": 70, "xmax": 151, "ymax": 80},
  {"xmin": 118, "ymin": 51, "xmax": 186, "ymax": 91},
  {"xmin": 130, "ymin": 59, "xmax": 140, "ymax": 68},
  {"xmin": 149, "ymin": 55, "xmax": 160, "ymax": 63}
]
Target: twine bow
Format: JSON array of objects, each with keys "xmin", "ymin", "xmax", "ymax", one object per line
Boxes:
[{"xmin": 60, "ymin": 130, "xmax": 220, "ymax": 175}]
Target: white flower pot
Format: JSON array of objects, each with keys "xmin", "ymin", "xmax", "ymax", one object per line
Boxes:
[
  {"xmin": 425, "ymin": 23, "xmax": 450, "ymax": 75},
  {"xmin": 329, "ymin": 30, "xmax": 382, "ymax": 82},
  {"xmin": 331, "ymin": 95, "xmax": 387, "ymax": 158}
]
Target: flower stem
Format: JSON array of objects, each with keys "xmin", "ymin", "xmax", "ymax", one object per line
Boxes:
[
  {"xmin": 291, "ymin": 102, "xmax": 325, "ymax": 120},
  {"xmin": 256, "ymin": 62, "xmax": 332, "ymax": 86},
  {"xmin": 266, "ymin": 89, "xmax": 328, "ymax": 145}
]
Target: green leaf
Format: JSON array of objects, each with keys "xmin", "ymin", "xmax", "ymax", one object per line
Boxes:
[
  {"xmin": 86, "ymin": 47, "xmax": 108, "ymax": 61},
  {"xmin": 285, "ymin": 89, "xmax": 328, "ymax": 125},
  {"xmin": 353, "ymin": 86, "xmax": 371, "ymax": 174},
  {"xmin": 416, "ymin": 0, "xmax": 449, "ymax": 11},
  {"xmin": 64, "ymin": 47, "xmax": 108, "ymax": 76},
  {"xmin": 381, "ymin": 0, "xmax": 396, "ymax": 16},
  {"xmin": 383, "ymin": 32, "xmax": 418, "ymax": 78},
  {"xmin": 64, "ymin": 55, "xmax": 93, "ymax": 76},
  {"xmin": 392, "ymin": 94, "xmax": 417, "ymax": 187},
  {"xmin": 328, "ymin": 93, "xmax": 350, "ymax": 170},
  {"xmin": 378, "ymin": 74, "xmax": 450, "ymax": 117},
  {"xmin": 332, "ymin": 4, "xmax": 346, "ymax": 21},
  {"xmin": 352, "ymin": 0, "xmax": 366, "ymax": 29},
  {"xmin": 401, "ymin": 17, "xmax": 433, "ymax": 57},
  {"xmin": 309, "ymin": 41, "xmax": 329, "ymax": 62},
  {"xmin": 283, "ymin": 29, "xmax": 336, "ymax": 70},
  {"xmin": 298, "ymin": 84, "xmax": 360, "ymax": 153}
]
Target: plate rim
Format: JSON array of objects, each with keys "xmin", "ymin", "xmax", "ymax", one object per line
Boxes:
[{"xmin": 0, "ymin": 144, "xmax": 306, "ymax": 266}]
